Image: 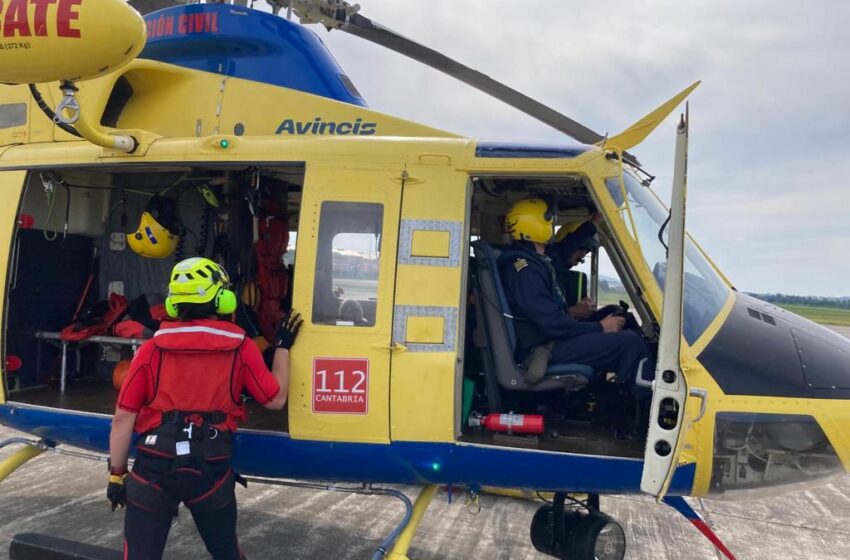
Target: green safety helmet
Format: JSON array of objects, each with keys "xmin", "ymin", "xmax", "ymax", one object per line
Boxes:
[{"xmin": 164, "ymin": 257, "xmax": 237, "ymax": 318}]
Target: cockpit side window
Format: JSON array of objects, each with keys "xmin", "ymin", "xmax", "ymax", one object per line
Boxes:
[{"xmin": 604, "ymin": 173, "xmax": 730, "ymax": 344}]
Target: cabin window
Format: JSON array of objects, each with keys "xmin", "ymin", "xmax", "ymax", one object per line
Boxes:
[{"xmin": 312, "ymin": 201, "xmax": 382, "ymax": 326}]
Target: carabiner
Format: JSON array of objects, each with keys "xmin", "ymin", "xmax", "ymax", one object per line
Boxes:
[{"xmin": 54, "ymin": 82, "xmax": 81, "ymax": 125}]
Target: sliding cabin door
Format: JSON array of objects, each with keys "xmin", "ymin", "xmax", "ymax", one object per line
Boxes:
[{"xmin": 288, "ymin": 163, "xmax": 402, "ymax": 444}]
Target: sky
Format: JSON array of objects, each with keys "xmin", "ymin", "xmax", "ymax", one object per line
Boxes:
[{"xmin": 256, "ymin": 0, "xmax": 850, "ymax": 297}]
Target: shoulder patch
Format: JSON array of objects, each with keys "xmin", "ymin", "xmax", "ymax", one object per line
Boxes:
[{"xmin": 513, "ymin": 258, "xmax": 528, "ymax": 272}]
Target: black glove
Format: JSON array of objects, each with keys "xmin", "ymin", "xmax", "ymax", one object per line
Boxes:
[
  {"xmin": 107, "ymin": 467, "xmax": 128, "ymax": 511},
  {"xmin": 275, "ymin": 310, "xmax": 303, "ymax": 350}
]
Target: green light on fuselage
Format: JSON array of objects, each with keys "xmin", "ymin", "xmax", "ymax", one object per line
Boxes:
[
  {"xmin": 430, "ymin": 461, "xmax": 441, "ymax": 472},
  {"xmin": 219, "ymin": 139, "xmax": 230, "ymax": 149}
]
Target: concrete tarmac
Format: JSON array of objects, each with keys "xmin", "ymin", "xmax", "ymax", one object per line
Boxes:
[
  {"xmin": 1, "ymin": 328, "xmax": 849, "ymax": 560},
  {"xmin": 828, "ymin": 325, "xmax": 850, "ymax": 339}
]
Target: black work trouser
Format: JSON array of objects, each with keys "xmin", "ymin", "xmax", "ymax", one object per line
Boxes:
[
  {"xmin": 125, "ymin": 496, "xmax": 239, "ymax": 560},
  {"xmin": 124, "ymin": 454, "xmax": 243, "ymax": 560}
]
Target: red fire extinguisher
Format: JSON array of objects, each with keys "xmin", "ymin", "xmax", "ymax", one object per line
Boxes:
[{"xmin": 468, "ymin": 412, "xmax": 544, "ymax": 434}]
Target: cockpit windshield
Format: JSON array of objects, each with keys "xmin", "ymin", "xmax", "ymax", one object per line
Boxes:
[{"xmin": 604, "ymin": 172, "xmax": 730, "ymax": 345}]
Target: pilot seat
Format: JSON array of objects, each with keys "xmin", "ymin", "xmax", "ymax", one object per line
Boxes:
[{"xmin": 470, "ymin": 240, "xmax": 596, "ymax": 413}]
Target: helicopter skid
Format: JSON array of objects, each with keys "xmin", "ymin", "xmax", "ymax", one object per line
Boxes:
[
  {"xmin": 0, "ymin": 440, "xmax": 44, "ymax": 484},
  {"xmin": 384, "ymin": 485, "xmax": 439, "ymax": 560}
]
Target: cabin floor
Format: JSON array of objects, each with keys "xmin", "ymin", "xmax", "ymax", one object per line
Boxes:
[
  {"xmin": 459, "ymin": 419, "xmax": 645, "ymax": 458},
  {"xmin": 7, "ymin": 381, "xmax": 288, "ymax": 432},
  {"xmin": 8, "ymin": 382, "xmax": 643, "ymax": 457}
]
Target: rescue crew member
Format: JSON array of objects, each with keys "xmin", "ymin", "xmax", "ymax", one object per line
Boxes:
[
  {"xmin": 106, "ymin": 257, "xmax": 302, "ymax": 559},
  {"xmin": 498, "ymin": 198, "xmax": 651, "ymax": 389}
]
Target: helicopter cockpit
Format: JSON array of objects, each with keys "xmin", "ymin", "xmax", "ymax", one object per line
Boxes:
[
  {"xmin": 458, "ymin": 171, "xmax": 658, "ymax": 458},
  {"xmin": 458, "ymin": 167, "xmax": 844, "ymax": 494}
]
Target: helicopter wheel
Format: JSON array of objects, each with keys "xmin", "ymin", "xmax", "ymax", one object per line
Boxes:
[{"xmin": 529, "ymin": 494, "xmax": 627, "ymax": 560}]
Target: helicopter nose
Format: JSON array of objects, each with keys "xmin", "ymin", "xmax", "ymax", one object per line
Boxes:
[
  {"xmin": 697, "ymin": 293, "xmax": 850, "ymax": 400},
  {"xmin": 696, "ymin": 293, "xmax": 850, "ymax": 497}
]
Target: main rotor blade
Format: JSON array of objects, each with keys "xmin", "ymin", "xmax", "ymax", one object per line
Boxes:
[{"xmin": 343, "ymin": 13, "xmax": 606, "ymax": 146}]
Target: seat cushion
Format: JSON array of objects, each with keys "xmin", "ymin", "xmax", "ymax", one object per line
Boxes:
[{"xmin": 546, "ymin": 362, "xmax": 594, "ymax": 378}]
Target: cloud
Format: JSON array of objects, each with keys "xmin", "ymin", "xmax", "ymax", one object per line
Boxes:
[{"xmin": 261, "ymin": 0, "xmax": 850, "ymax": 296}]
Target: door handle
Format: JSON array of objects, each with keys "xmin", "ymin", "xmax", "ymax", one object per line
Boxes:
[
  {"xmin": 688, "ymin": 387, "xmax": 708, "ymax": 423},
  {"xmin": 370, "ymin": 341, "xmax": 407, "ymax": 352}
]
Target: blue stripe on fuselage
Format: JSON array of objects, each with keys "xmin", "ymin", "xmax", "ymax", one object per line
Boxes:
[
  {"xmin": 0, "ymin": 404, "xmax": 694, "ymax": 495},
  {"xmin": 475, "ymin": 141, "xmax": 592, "ymax": 159}
]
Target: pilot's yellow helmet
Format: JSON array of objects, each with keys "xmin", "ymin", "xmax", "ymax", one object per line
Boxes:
[
  {"xmin": 554, "ymin": 220, "xmax": 600, "ymax": 251},
  {"xmin": 164, "ymin": 257, "xmax": 237, "ymax": 318},
  {"xmin": 553, "ymin": 220, "xmax": 583, "ymax": 243},
  {"xmin": 505, "ymin": 198, "xmax": 555, "ymax": 244},
  {"xmin": 128, "ymin": 196, "xmax": 179, "ymax": 259}
]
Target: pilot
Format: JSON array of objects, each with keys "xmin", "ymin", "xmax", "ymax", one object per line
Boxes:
[
  {"xmin": 548, "ymin": 214, "xmax": 603, "ymax": 320},
  {"xmin": 498, "ymin": 198, "xmax": 651, "ymax": 395},
  {"xmin": 106, "ymin": 257, "xmax": 302, "ymax": 560},
  {"xmin": 549, "ymin": 216, "xmax": 641, "ymax": 329}
]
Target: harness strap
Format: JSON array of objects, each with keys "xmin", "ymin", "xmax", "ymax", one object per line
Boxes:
[
  {"xmin": 161, "ymin": 410, "xmax": 227, "ymax": 425},
  {"xmin": 138, "ymin": 411, "xmax": 234, "ymax": 481}
]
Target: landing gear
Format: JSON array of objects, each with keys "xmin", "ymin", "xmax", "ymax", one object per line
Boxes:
[
  {"xmin": 0, "ymin": 438, "xmax": 46, "ymax": 483},
  {"xmin": 384, "ymin": 484, "xmax": 439, "ymax": 560},
  {"xmin": 529, "ymin": 493, "xmax": 626, "ymax": 560}
]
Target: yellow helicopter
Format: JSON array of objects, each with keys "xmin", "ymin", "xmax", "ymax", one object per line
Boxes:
[{"xmin": 0, "ymin": 1, "xmax": 848, "ymax": 559}]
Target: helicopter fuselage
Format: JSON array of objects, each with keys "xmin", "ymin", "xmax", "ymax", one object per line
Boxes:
[{"xmin": 0, "ymin": 1, "xmax": 847, "ymax": 509}]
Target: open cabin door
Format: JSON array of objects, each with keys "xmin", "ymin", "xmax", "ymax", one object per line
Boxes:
[
  {"xmin": 288, "ymin": 163, "xmax": 402, "ymax": 444},
  {"xmin": 640, "ymin": 112, "xmax": 701, "ymax": 499},
  {"xmin": 0, "ymin": 171, "xmax": 28, "ymax": 404}
]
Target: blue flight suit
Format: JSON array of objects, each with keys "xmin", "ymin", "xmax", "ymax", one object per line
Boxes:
[
  {"xmin": 548, "ymin": 220, "xmax": 596, "ymax": 310},
  {"xmin": 498, "ymin": 240, "xmax": 650, "ymax": 385},
  {"xmin": 548, "ymin": 220, "xmax": 641, "ymax": 328}
]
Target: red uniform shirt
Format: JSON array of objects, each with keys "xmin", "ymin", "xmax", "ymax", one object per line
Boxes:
[{"xmin": 117, "ymin": 319, "xmax": 280, "ymax": 433}]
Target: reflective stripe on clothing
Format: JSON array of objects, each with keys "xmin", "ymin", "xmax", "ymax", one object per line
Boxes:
[
  {"xmin": 117, "ymin": 319, "xmax": 280, "ymax": 432},
  {"xmin": 154, "ymin": 325, "xmax": 245, "ymax": 341}
]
